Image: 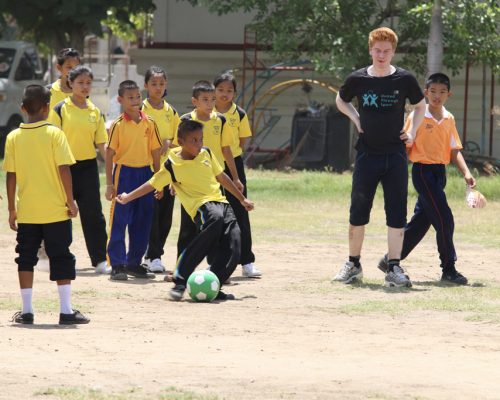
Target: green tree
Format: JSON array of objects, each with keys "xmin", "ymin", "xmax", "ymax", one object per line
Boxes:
[
  {"xmin": 0, "ymin": 0, "xmax": 155, "ymax": 53},
  {"xmin": 186, "ymin": 0, "xmax": 499, "ymax": 79}
]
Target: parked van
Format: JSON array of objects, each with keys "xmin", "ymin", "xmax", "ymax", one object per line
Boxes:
[{"xmin": 0, "ymin": 41, "xmax": 45, "ymax": 155}]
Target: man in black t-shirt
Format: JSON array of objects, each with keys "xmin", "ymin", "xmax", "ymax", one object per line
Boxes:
[{"xmin": 332, "ymin": 27, "xmax": 426, "ymax": 288}]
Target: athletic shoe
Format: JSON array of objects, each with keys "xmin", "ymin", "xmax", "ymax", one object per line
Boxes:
[
  {"xmin": 332, "ymin": 261, "xmax": 363, "ymax": 283},
  {"xmin": 12, "ymin": 311, "xmax": 34, "ymax": 324},
  {"xmin": 385, "ymin": 265, "xmax": 412, "ymax": 287},
  {"xmin": 95, "ymin": 261, "xmax": 111, "ymax": 274},
  {"xmin": 110, "ymin": 265, "xmax": 128, "ymax": 281},
  {"xmin": 377, "ymin": 254, "xmax": 389, "ymax": 274},
  {"xmin": 441, "ymin": 268, "xmax": 468, "ymax": 285},
  {"xmin": 59, "ymin": 310, "xmax": 90, "ymax": 325},
  {"xmin": 215, "ymin": 291, "xmax": 235, "ymax": 301},
  {"xmin": 168, "ymin": 284, "xmax": 185, "ymax": 301},
  {"xmin": 242, "ymin": 263, "xmax": 262, "ymax": 277},
  {"xmin": 378, "ymin": 255, "xmax": 410, "ymax": 279},
  {"xmin": 147, "ymin": 258, "xmax": 165, "ymax": 273},
  {"xmin": 126, "ymin": 264, "xmax": 155, "ymax": 279}
]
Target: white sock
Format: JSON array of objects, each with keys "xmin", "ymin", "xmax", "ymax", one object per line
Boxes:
[
  {"xmin": 57, "ymin": 284, "xmax": 73, "ymax": 314},
  {"xmin": 20, "ymin": 288, "xmax": 33, "ymax": 314}
]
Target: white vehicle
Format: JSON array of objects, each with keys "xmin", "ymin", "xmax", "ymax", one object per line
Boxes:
[{"xmin": 0, "ymin": 41, "xmax": 45, "ymax": 155}]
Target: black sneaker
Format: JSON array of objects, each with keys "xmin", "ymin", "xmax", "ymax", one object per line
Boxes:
[
  {"xmin": 12, "ymin": 311, "xmax": 34, "ymax": 324},
  {"xmin": 59, "ymin": 310, "xmax": 90, "ymax": 325},
  {"xmin": 215, "ymin": 291, "xmax": 235, "ymax": 301},
  {"xmin": 110, "ymin": 265, "xmax": 128, "ymax": 281},
  {"xmin": 441, "ymin": 269, "xmax": 468, "ymax": 285},
  {"xmin": 168, "ymin": 284, "xmax": 186, "ymax": 301},
  {"xmin": 126, "ymin": 264, "xmax": 155, "ymax": 279}
]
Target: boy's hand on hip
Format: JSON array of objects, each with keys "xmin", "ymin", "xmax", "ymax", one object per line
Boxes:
[
  {"xmin": 240, "ymin": 198, "xmax": 254, "ymax": 211},
  {"xmin": 8, "ymin": 210, "xmax": 17, "ymax": 231},
  {"xmin": 105, "ymin": 185, "xmax": 115, "ymax": 201},
  {"xmin": 67, "ymin": 200, "xmax": 78, "ymax": 218}
]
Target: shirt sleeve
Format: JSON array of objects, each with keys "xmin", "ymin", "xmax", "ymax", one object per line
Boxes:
[
  {"xmin": 149, "ymin": 164, "xmax": 173, "ymax": 191},
  {"xmin": 2, "ymin": 134, "xmax": 15, "ymax": 172},
  {"xmin": 406, "ymin": 73, "xmax": 425, "ymax": 105},
  {"xmin": 53, "ymin": 129, "xmax": 76, "ymax": 166},
  {"xmin": 47, "ymin": 109, "xmax": 62, "ymax": 129},
  {"xmin": 168, "ymin": 109, "xmax": 180, "ymax": 142},
  {"xmin": 108, "ymin": 120, "xmax": 120, "ymax": 150},
  {"xmin": 220, "ymin": 116, "xmax": 233, "ymax": 147},
  {"xmin": 210, "ymin": 151, "xmax": 224, "ymax": 176},
  {"xmin": 239, "ymin": 112, "xmax": 252, "ymax": 139},
  {"xmin": 449, "ymin": 115, "xmax": 463, "ymax": 150},
  {"xmin": 150, "ymin": 120, "xmax": 162, "ymax": 151},
  {"xmin": 94, "ymin": 112, "xmax": 108, "ymax": 145},
  {"xmin": 338, "ymin": 73, "xmax": 357, "ymax": 102}
]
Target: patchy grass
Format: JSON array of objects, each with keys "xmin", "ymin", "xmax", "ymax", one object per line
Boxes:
[{"xmin": 34, "ymin": 386, "xmax": 220, "ymax": 400}]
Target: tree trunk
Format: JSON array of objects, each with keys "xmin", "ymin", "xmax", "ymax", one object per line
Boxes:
[{"xmin": 427, "ymin": 0, "xmax": 444, "ymax": 76}]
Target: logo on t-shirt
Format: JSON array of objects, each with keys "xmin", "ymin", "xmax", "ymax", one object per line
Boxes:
[
  {"xmin": 88, "ymin": 113, "xmax": 97, "ymax": 123},
  {"xmin": 362, "ymin": 91, "xmax": 379, "ymax": 108},
  {"xmin": 202, "ymin": 159, "xmax": 210, "ymax": 167}
]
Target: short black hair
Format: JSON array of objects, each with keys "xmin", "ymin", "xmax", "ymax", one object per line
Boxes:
[
  {"xmin": 56, "ymin": 48, "xmax": 81, "ymax": 66},
  {"xmin": 145, "ymin": 65, "xmax": 167, "ymax": 83},
  {"xmin": 177, "ymin": 119, "xmax": 204, "ymax": 140},
  {"xmin": 68, "ymin": 65, "xmax": 93, "ymax": 83},
  {"xmin": 214, "ymin": 72, "xmax": 237, "ymax": 91},
  {"xmin": 118, "ymin": 80, "xmax": 139, "ymax": 96},
  {"xmin": 426, "ymin": 73, "xmax": 451, "ymax": 90},
  {"xmin": 22, "ymin": 85, "xmax": 50, "ymax": 114},
  {"xmin": 192, "ymin": 80, "xmax": 214, "ymax": 98}
]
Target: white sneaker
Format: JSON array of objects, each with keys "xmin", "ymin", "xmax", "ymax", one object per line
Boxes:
[
  {"xmin": 242, "ymin": 263, "xmax": 262, "ymax": 277},
  {"xmin": 332, "ymin": 261, "xmax": 363, "ymax": 284},
  {"xmin": 385, "ymin": 265, "xmax": 412, "ymax": 287},
  {"xmin": 148, "ymin": 258, "xmax": 165, "ymax": 273},
  {"xmin": 95, "ymin": 261, "xmax": 111, "ymax": 274}
]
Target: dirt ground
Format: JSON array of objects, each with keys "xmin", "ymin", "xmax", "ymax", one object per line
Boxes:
[{"xmin": 1, "ymin": 229, "xmax": 500, "ymax": 400}]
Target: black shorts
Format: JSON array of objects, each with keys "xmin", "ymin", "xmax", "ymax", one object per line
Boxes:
[
  {"xmin": 349, "ymin": 150, "xmax": 408, "ymax": 228},
  {"xmin": 15, "ymin": 220, "xmax": 76, "ymax": 281}
]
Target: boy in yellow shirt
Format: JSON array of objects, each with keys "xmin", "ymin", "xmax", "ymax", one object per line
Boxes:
[
  {"xmin": 214, "ymin": 72, "xmax": 261, "ymax": 278},
  {"xmin": 378, "ymin": 73, "xmax": 475, "ymax": 284},
  {"xmin": 4, "ymin": 85, "xmax": 89, "ymax": 325},
  {"xmin": 177, "ymin": 80, "xmax": 242, "ymax": 258},
  {"xmin": 141, "ymin": 66, "xmax": 180, "ymax": 273},
  {"xmin": 48, "ymin": 48, "xmax": 81, "ymax": 113},
  {"xmin": 105, "ymin": 80, "xmax": 162, "ymax": 281},
  {"xmin": 116, "ymin": 120, "xmax": 254, "ymax": 301},
  {"xmin": 48, "ymin": 65, "xmax": 109, "ymax": 274}
]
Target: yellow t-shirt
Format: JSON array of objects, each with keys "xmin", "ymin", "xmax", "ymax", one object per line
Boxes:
[
  {"xmin": 47, "ymin": 97, "xmax": 107, "ymax": 161},
  {"xmin": 141, "ymin": 99, "xmax": 180, "ymax": 164},
  {"xmin": 108, "ymin": 111, "xmax": 162, "ymax": 167},
  {"xmin": 178, "ymin": 110, "xmax": 233, "ymax": 166},
  {"xmin": 149, "ymin": 147, "xmax": 227, "ymax": 220},
  {"xmin": 48, "ymin": 80, "xmax": 71, "ymax": 120},
  {"xmin": 405, "ymin": 106, "xmax": 462, "ymax": 165},
  {"xmin": 219, "ymin": 103, "xmax": 252, "ymax": 157},
  {"xmin": 2, "ymin": 121, "xmax": 76, "ymax": 224}
]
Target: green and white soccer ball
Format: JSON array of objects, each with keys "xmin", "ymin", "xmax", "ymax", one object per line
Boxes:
[{"xmin": 187, "ymin": 270, "xmax": 220, "ymax": 302}]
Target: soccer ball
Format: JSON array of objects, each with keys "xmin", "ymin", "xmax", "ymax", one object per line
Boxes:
[{"xmin": 187, "ymin": 270, "xmax": 220, "ymax": 302}]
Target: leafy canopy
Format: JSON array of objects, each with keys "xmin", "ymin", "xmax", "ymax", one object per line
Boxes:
[{"xmin": 187, "ymin": 0, "xmax": 499, "ymax": 79}]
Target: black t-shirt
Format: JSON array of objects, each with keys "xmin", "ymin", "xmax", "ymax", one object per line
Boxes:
[{"xmin": 339, "ymin": 66, "xmax": 424, "ymax": 154}]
